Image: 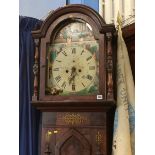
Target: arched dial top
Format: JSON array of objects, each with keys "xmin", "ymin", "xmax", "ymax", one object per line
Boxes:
[{"xmin": 46, "ymin": 20, "xmax": 99, "ymax": 96}]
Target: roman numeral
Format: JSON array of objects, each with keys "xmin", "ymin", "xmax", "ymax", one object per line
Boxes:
[
  {"xmin": 56, "ymin": 60, "xmax": 61, "ymax": 62},
  {"xmin": 72, "ymin": 48, "xmax": 76, "ymax": 54},
  {"xmin": 86, "ymin": 56, "xmax": 92, "ymax": 61},
  {"xmin": 87, "ymin": 75, "xmax": 93, "ymax": 81},
  {"xmin": 72, "ymin": 84, "xmax": 75, "ymax": 91},
  {"xmin": 53, "ymin": 68, "xmax": 59, "ymax": 71},
  {"xmin": 62, "ymin": 51, "xmax": 67, "ymax": 56},
  {"xmin": 82, "ymin": 82, "xmax": 85, "ymax": 87},
  {"xmin": 55, "ymin": 75, "xmax": 61, "ymax": 83},
  {"xmin": 89, "ymin": 66, "xmax": 95, "ymax": 70},
  {"xmin": 61, "ymin": 82, "xmax": 66, "ymax": 89},
  {"xmin": 81, "ymin": 50, "xmax": 84, "ymax": 55}
]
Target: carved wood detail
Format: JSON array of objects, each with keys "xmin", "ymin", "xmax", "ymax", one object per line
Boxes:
[
  {"xmin": 106, "ymin": 33, "xmax": 114, "ymax": 100},
  {"xmin": 55, "ymin": 129, "xmax": 91, "ymax": 155},
  {"xmin": 32, "ymin": 39, "xmax": 39, "ymax": 101}
]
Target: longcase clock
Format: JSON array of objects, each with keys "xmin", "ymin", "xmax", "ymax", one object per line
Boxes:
[{"xmin": 31, "ymin": 4, "xmax": 116, "ymax": 155}]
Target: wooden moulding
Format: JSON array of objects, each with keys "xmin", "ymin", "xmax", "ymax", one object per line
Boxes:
[{"xmin": 31, "ymin": 100, "xmax": 116, "ymax": 112}]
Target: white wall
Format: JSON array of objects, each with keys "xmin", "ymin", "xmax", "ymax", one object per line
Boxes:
[{"xmin": 99, "ymin": 0, "xmax": 135, "ymax": 26}]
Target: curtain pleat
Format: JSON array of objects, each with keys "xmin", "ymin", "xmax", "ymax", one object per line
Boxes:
[{"xmin": 19, "ymin": 16, "xmax": 42, "ymax": 155}]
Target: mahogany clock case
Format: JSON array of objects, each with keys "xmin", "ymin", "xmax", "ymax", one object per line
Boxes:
[{"xmin": 31, "ymin": 4, "xmax": 117, "ymax": 155}]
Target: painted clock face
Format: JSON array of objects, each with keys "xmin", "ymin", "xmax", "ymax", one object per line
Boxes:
[
  {"xmin": 46, "ymin": 20, "xmax": 99, "ymax": 95},
  {"xmin": 52, "ymin": 45, "xmax": 96, "ymax": 92}
]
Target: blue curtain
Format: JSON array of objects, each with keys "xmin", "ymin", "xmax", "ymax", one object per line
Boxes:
[{"xmin": 19, "ymin": 16, "xmax": 42, "ymax": 155}]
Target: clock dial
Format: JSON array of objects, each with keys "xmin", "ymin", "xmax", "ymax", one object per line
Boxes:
[
  {"xmin": 46, "ymin": 21, "xmax": 99, "ymax": 95},
  {"xmin": 52, "ymin": 46, "xmax": 97, "ymax": 93}
]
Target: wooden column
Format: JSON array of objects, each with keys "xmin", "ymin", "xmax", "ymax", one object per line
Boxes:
[
  {"xmin": 106, "ymin": 32, "xmax": 114, "ymax": 100},
  {"xmin": 32, "ymin": 39, "xmax": 39, "ymax": 101}
]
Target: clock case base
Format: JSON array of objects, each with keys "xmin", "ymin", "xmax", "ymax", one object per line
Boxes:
[{"xmin": 36, "ymin": 102, "xmax": 116, "ymax": 155}]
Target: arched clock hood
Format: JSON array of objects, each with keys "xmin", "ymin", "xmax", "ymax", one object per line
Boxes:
[
  {"xmin": 32, "ymin": 4, "xmax": 115, "ymax": 38},
  {"xmin": 31, "ymin": 4, "xmax": 116, "ymax": 109}
]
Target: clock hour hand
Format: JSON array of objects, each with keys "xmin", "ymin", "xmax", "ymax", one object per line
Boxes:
[
  {"xmin": 69, "ymin": 76, "xmax": 74, "ymax": 85},
  {"xmin": 68, "ymin": 66, "xmax": 77, "ymax": 85}
]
